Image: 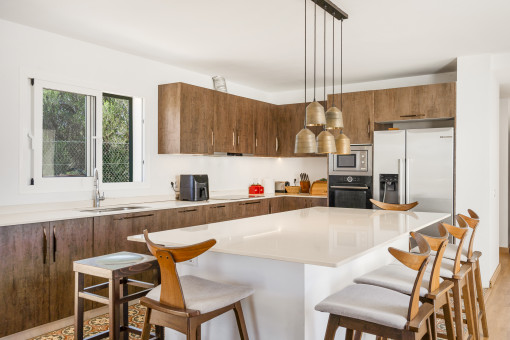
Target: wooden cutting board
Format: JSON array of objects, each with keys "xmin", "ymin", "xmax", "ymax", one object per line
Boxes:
[{"xmin": 310, "ymin": 180, "xmax": 328, "ymax": 196}]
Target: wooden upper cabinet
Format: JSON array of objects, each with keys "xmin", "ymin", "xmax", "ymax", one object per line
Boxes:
[
  {"xmin": 233, "ymin": 95, "xmax": 255, "ymax": 154},
  {"xmin": 374, "ymin": 82, "xmax": 456, "ymax": 122},
  {"xmin": 254, "ymin": 101, "xmax": 271, "ymax": 156},
  {"xmin": 328, "ymin": 91, "xmax": 375, "ymax": 144},
  {"xmin": 159, "ymin": 83, "xmax": 215, "ymax": 154}
]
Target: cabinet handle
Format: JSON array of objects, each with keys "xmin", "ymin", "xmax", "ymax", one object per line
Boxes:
[
  {"xmin": 232, "ymin": 130, "xmax": 235, "ymax": 146},
  {"xmin": 237, "ymin": 134, "xmax": 240, "ymax": 145},
  {"xmin": 255, "ymin": 135, "xmax": 258, "ymax": 148},
  {"xmin": 211, "ymin": 130, "xmax": 214, "ymax": 146},
  {"xmin": 276, "ymin": 137, "xmax": 279, "ymax": 152},
  {"xmin": 53, "ymin": 226, "xmax": 56, "ymax": 263},
  {"xmin": 42, "ymin": 226, "xmax": 47, "ymax": 265},
  {"xmin": 178, "ymin": 209, "xmax": 197, "ymax": 213},
  {"xmin": 114, "ymin": 213, "xmax": 155, "ymax": 221},
  {"xmin": 245, "ymin": 201, "xmax": 261, "ymax": 205},
  {"xmin": 212, "ymin": 205, "xmax": 226, "ymax": 209},
  {"xmin": 399, "ymin": 114, "xmax": 425, "ymax": 118},
  {"xmin": 367, "ymin": 119, "xmax": 370, "ymax": 136}
]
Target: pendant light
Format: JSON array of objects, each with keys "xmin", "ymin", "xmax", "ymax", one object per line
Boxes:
[
  {"xmin": 325, "ymin": 15, "xmax": 344, "ymax": 130},
  {"xmin": 305, "ymin": 3, "xmax": 326, "ymax": 126},
  {"xmin": 317, "ymin": 8, "xmax": 336, "ymax": 154},
  {"xmin": 335, "ymin": 18, "xmax": 351, "ymax": 155},
  {"xmin": 295, "ymin": 0, "xmax": 316, "ymax": 154}
]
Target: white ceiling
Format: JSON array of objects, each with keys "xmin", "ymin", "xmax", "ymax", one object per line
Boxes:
[{"xmin": 1, "ymin": 0, "xmax": 510, "ymax": 93}]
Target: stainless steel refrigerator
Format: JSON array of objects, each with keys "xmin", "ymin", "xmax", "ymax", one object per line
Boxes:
[{"xmin": 373, "ymin": 128, "xmax": 454, "ymax": 225}]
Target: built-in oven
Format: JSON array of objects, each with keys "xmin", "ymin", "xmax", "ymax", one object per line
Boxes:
[
  {"xmin": 328, "ymin": 145, "xmax": 373, "ymax": 209},
  {"xmin": 328, "ymin": 144, "xmax": 372, "ymax": 176},
  {"xmin": 328, "ymin": 175, "xmax": 373, "ymax": 209}
]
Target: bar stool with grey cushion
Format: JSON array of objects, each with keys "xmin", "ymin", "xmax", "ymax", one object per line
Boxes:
[
  {"xmin": 140, "ymin": 230, "xmax": 254, "ymax": 340},
  {"xmin": 354, "ymin": 225, "xmax": 455, "ymax": 340},
  {"xmin": 315, "ymin": 233, "xmax": 435, "ymax": 340},
  {"xmin": 447, "ymin": 212, "xmax": 487, "ymax": 339}
]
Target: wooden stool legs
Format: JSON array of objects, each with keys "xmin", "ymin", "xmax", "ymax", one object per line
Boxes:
[
  {"xmin": 474, "ymin": 260, "xmax": 489, "ymax": 337},
  {"xmin": 233, "ymin": 301, "xmax": 249, "ymax": 340},
  {"xmin": 450, "ymin": 272, "xmax": 476, "ymax": 340}
]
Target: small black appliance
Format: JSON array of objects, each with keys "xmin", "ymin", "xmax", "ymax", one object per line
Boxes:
[{"xmin": 179, "ymin": 175, "xmax": 209, "ymax": 201}]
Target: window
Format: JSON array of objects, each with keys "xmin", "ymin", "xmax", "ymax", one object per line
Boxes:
[
  {"xmin": 102, "ymin": 93, "xmax": 133, "ymax": 183},
  {"xmin": 28, "ymin": 79, "xmax": 144, "ymax": 191}
]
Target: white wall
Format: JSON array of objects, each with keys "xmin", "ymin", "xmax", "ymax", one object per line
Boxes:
[
  {"xmin": 0, "ymin": 19, "xmax": 326, "ymax": 206},
  {"xmin": 456, "ymin": 55, "xmax": 500, "ymax": 287},
  {"xmin": 500, "ymin": 98, "xmax": 510, "ymax": 247}
]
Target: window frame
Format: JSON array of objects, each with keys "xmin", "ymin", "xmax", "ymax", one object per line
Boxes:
[{"xmin": 23, "ymin": 77, "xmax": 147, "ymax": 194}]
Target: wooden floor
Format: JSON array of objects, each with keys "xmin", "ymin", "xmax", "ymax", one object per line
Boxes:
[{"xmin": 485, "ymin": 248, "xmax": 510, "ymax": 339}]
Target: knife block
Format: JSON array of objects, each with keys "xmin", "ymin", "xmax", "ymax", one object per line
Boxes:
[{"xmin": 300, "ymin": 181, "xmax": 310, "ymax": 194}]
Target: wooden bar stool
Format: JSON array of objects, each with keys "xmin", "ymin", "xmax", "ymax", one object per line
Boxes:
[
  {"xmin": 315, "ymin": 233, "xmax": 435, "ymax": 340},
  {"xmin": 140, "ymin": 229, "xmax": 254, "ymax": 340},
  {"xmin": 73, "ymin": 251, "xmax": 163, "ymax": 340},
  {"xmin": 355, "ymin": 225, "xmax": 455, "ymax": 340},
  {"xmin": 370, "ymin": 198, "xmax": 419, "ymax": 211},
  {"xmin": 454, "ymin": 212, "xmax": 488, "ymax": 339}
]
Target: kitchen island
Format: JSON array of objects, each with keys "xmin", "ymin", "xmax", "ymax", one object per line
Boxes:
[{"xmin": 128, "ymin": 207, "xmax": 450, "ymax": 340}]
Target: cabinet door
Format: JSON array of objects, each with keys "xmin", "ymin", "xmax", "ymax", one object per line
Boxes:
[
  {"xmin": 49, "ymin": 218, "xmax": 94, "ymax": 321},
  {"xmin": 374, "ymin": 88, "xmax": 411, "ymax": 122},
  {"xmin": 269, "ymin": 197, "xmax": 285, "ymax": 214},
  {"xmin": 235, "ymin": 96, "xmax": 255, "ymax": 154},
  {"xmin": 306, "ymin": 197, "xmax": 328, "ymax": 207},
  {"xmin": 206, "ymin": 203, "xmax": 234, "ymax": 224},
  {"xmin": 277, "ymin": 103, "xmax": 302, "ymax": 157},
  {"xmin": 214, "ymin": 91, "xmax": 236, "ymax": 153},
  {"xmin": 329, "ymin": 91, "xmax": 374, "ymax": 144},
  {"xmin": 411, "ymin": 83, "xmax": 456, "ymax": 119},
  {"xmin": 174, "ymin": 206, "xmax": 207, "ymax": 228},
  {"xmin": 267, "ymin": 106, "xmax": 280, "ymax": 157},
  {"xmin": 282, "ymin": 197, "xmax": 308, "ymax": 212},
  {"xmin": 180, "ymin": 84, "xmax": 215, "ymax": 154},
  {"xmin": 0, "ymin": 223, "xmax": 50, "ymax": 337},
  {"xmin": 254, "ymin": 101, "xmax": 271, "ymax": 156}
]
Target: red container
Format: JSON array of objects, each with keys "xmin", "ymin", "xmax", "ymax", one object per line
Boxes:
[
  {"xmin": 258, "ymin": 185, "xmax": 264, "ymax": 194},
  {"xmin": 249, "ymin": 185, "xmax": 260, "ymax": 195}
]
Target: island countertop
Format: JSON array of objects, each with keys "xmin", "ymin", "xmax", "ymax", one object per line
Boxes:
[{"xmin": 128, "ymin": 207, "xmax": 450, "ymax": 268}]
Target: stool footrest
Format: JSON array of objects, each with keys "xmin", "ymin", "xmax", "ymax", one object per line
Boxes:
[
  {"xmin": 119, "ymin": 288, "xmax": 153, "ymax": 305},
  {"xmin": 79, "ymin": 291, "xmax": 109, "ymax": 305},
  {"xmin": 125, "ymin": 278, "xmax": 156, "ymax": 289},
  {"xmin": 83, "ymin": 282, "xmax": 109, "ymax": 294}
]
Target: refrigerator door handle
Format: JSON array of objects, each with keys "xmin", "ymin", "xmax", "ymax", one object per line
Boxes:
[
  {"xmin": 398, "ymin": 158, "xmax": 405, "ymax": 204},
  {"xmin": 405, "ymin": 158, "xmax": 411, "ymax": 204}
]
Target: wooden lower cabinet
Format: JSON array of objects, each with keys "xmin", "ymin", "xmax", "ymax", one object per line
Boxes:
[
  {"xmin": 50, "ymin": 218, "xmax": 94, "ymax": 320},
  {"xmin": 233, "ymin": 199, "xmax": 269, "ymax": 219},
  {"xmin": 307, "ymin": 197, "xmax": 328, "ymax": 207},
  {"xmin": 0, "ymin": 222, "xmax": 50, "ymax": 337},
  {"xmin": 206, "ymin": 203, "xmax": 234, "ymax": 224},
  {"xmin": 174, "ymin": 206, "xmax": 207, "ymax": 228},
  {"xmin": 268, "ymin": 197, "xmax": 285, "ymax": 214}
]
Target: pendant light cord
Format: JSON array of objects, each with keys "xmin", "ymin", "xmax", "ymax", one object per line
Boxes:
[
  {"xmin": 323, "ymin": 8, "xmax": 326, "ymax": 104},
  {"xmin": 341, "ymin": 18, "xmax": 343, "ymax": 111},
  {"xmin": 303, "ymin": 0, "xmax": 306, "ymax": 128},
  {"xmin": 332, "ymin": 14, "xmax": 335, "ymax": 107},
  {"xmin": 313, "ymin": 3, "xmax": 316, "ymax": 101}
]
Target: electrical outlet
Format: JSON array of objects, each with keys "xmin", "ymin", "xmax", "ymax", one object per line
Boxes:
[{"xmin": 184, "ymin": 257, "xmax": 198, "ymax": 266}]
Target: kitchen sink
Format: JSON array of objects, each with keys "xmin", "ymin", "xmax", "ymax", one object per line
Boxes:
[{"xmin": 79, "ymin": 206, "xmax": 147, "ymax": 213}]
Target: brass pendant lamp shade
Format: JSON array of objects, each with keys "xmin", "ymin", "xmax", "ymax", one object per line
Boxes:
[
  {"xmin": 325, "ymin": 106, "xmax": 344, "ymax": 129},
  {"xmin": 306, "ymin": 101, "xmax": 326, "ymax": 126},
  {"xmin": 335, "ymin": 131, "xmax": 351, "ymax": 155},
  {"xmin": 295, "ymin": 128, "xmax": 317, "ymax": 153},
  {"xmin": 317, "ymin": 130, "xmax": 337, "ymax": 154}
]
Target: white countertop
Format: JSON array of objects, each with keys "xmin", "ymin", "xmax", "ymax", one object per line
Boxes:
[
  {"xmin": 0, "ymin": 193, "xmax": 326, "ymax": 227},
  {"xmin": 128, "ymin": 207, "xmax": 450, "ymax": 267}
]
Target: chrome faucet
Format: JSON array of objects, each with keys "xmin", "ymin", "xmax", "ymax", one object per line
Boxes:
[{"xmin": 93, "ymin": 168, "xmax": 105, "ymax": 207}]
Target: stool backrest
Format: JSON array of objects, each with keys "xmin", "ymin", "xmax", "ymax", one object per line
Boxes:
[
  {"xmin": 369, "ymin": 199, "xmax": 419, "ymax": 211},
  {"xmin": 388, "ymin": 233, "xmax": 430, "ymax": 322},
  {"xmin": 468, "ymin": 209, "xmax": 479, "ymax": 219},
  {"xmin": 457, "ymin": 213, "xmax": 480, "ymax": 259},
  {"xmin": 442, "ymin": 220, "xmax": 469, "ymax": 274},
  {"xmin": 412, "ymin": 224, "xmax": 449, "ymax": 293},
  {"xmin": 143, "ymin": 229, "xmax": 216, "ymax": 310}
]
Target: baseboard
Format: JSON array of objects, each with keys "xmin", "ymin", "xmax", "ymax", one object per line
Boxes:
[
  {"xmin": 500, "ymin": 246, "xmax": 509, "ymax": 254},
  {"xmin": 490, "ymin": 262, "xmax": 502, "ymax": 288},
  {"xmin": 0, "ymin": 300, "xmax": 139, "ymax": 340}
]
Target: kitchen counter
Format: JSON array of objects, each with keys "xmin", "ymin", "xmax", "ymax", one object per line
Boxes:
[
  {"xmin": 128, "ymin": 208, "xmax": 449, "ymax": 340},
  {"xmin": 0, "ymin": 193, "xmax": 327, "ymax": 227},
  {"xmin": 128, "ymin": 207, "xmax": 448, "ymax": 267}
]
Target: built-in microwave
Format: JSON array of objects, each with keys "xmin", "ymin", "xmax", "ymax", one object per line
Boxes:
[{"xmin": 328, "ymin": 145, "xmax": 373, "ymax": 176}]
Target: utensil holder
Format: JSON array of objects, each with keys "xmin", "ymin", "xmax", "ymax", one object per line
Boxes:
[{"xmin": 300, "ymin": 181, "xmax": 311, "ymax": 194}]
